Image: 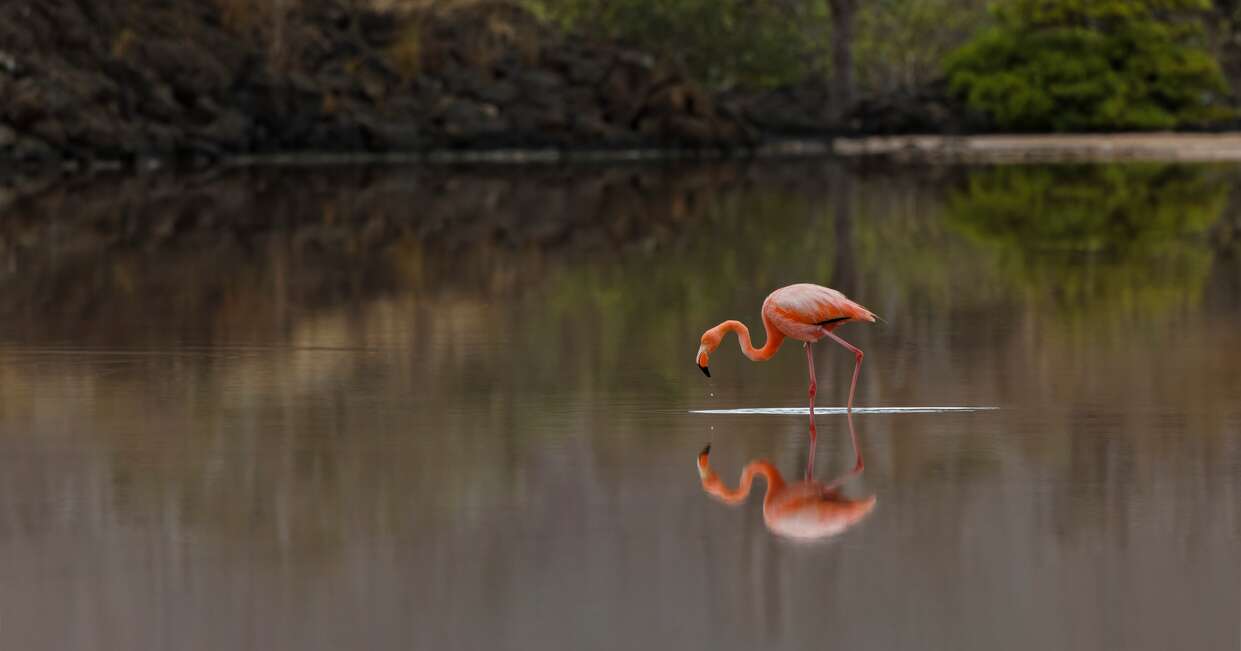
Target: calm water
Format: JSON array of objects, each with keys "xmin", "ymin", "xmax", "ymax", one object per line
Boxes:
[{"xmin": 0, "ymin": 160, "xmax": 1238, "ymax": 650}]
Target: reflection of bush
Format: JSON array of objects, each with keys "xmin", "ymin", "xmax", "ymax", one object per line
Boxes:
[{"xmin": 945, "ymin": 164, "xmax": 1226, "ymax": 318}]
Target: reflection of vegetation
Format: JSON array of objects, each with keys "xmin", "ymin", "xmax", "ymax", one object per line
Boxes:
[
  {"xmin": 534, "ymin": 174, "xmax": 840, "ymax": 402},
  {"xmin": 2, "ymin": 160, "xmax": 1239, "ymax": 563},
  {"xmin": 945, "ymin": 164, "xmax": 1227, "ymax": 319}
]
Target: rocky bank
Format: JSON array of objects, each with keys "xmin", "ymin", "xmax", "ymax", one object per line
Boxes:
[{"xmin": 0, "ymin": 0, "xmax": 956, "ymax": 168}]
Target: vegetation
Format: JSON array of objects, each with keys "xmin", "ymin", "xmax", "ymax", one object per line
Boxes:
[
  {"xmin": 202, "ymin": 0, "xmax": 1241, "ymax": 132},
  {"xmin": 526, "ymin": 0, "xmax": 1241, "ymax": 130},
  {"xmin": 854, "ymin": 0, "xmax": 991, "ymax": 95},
  {"xmin": 531, "ymin": 0, "xmax": 832, "ymax": 87},
  {"xmin": 531, "ymin": 0, "xmax": 987, "ymax": 93},
  {"xmin": 944, "ymin": 0, "xmax": 1231, "ymax": 130}
]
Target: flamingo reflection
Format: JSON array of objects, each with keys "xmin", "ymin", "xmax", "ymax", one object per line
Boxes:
[{"xmin": 696, "ymin": 427, "xmax": 875, "ymax": 540}]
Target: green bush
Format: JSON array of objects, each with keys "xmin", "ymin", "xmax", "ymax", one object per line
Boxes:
[{"xmin": 944, "ymin": 0, "xmax": 1231, "ymax": 130}]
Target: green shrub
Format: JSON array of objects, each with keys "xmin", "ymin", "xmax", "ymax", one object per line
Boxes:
[{"xmin": 944, "ymin": 0, "xmax": 1231, "ymax": 130}]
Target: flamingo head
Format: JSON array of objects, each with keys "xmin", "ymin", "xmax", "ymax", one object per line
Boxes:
[
  {"xmin": 696, "ymin": 444, "xmax": 713, "ymax": 480},
  {"xmin": 696, "ymin": 331, "xmax": 722, "ymax": 377}
]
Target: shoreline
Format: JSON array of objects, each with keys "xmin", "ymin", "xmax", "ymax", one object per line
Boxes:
[
  {"xmin": 0, "ymin": 140, "xmax": 837, "ymax": 177},
  {"xmin": 832, "ymin": 132, "xmax": 1241, "ymax": 163},
  {"xmin": 11, "ymin": 133, "xmax": 1241, "ymax": 179},
  {"xmin": 14, "ymin": 132, "xmax": 1241, "ymax": 173}
]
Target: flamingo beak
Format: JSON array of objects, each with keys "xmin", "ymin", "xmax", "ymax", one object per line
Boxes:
[
  {"xmin": 696, "ymin": 345, "xmax": 710, "ymax": 377},
  {"xmin": 697, "ymin": 444, "xmax": 712, "ymax": 479},
  {"xmin": 698, "ymin": 364, "xmax": 710, "ymax": 377}
]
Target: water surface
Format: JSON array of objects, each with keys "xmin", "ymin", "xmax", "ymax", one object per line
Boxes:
[{"xmin": 0, "ymin": 160, "xmax": 1238, "ymax": 650}]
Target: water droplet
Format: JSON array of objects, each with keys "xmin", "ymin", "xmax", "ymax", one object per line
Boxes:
[
  {"xmin": 709, "ymin": 392, "xmax": 714, "ymax": 398},
  {"xmin": 709, "ymin": 426, "xmax": 714, "ymax": 431}
]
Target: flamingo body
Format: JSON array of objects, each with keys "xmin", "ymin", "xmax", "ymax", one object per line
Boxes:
[
  {"xmin": 696, "ymin": 283, "xmax": 876, "ymax": 469},
  {"xmin": 763, "ymin": 283, "xmax": 876, "ymax": 343},
  {"xmin": 694, "ymin": 284, "xmax": 875, "ymax": 373},
  {"xmin": 696, "ymin": 282, "xmax": 875, "ymax": 417}
]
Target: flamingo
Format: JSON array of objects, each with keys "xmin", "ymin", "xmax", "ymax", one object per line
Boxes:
[
  {"xmin": 696, "ymin": 443, "xmax": 876, "ymax": 540},
  {"xmin": 695, "ymin": 283, "xmax": 876, "ymax": 470}
]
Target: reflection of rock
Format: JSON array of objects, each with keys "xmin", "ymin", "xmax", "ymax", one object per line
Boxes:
[{"xmin": 0, "ymin": 162, "xmax": 760, "ymax": 345}]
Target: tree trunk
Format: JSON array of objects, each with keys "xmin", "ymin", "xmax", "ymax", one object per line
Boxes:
[{"xmin": 829, "ymin": 0, "xmax": 857, "ymax": 120}]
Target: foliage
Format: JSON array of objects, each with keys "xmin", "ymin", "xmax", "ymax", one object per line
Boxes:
[
  {"xmin": 944, "ymin": 0, "xmax": 1231, "ymax": 130},
  {"xmin": 854, "ymin": 0, "xmax": 991, "ymax": 94},
  {"xmin": 531, "ymin": 0, "xmax": 833, "ymax": 87},
  {"xmin": 531, "ymin": 0, "xmax": 998, "ymax": 91}
]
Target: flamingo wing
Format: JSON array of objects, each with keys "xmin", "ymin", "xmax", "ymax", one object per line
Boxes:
[{"xmin": 763, "ymin": 284, "xmax": 875, "ymax": 341}]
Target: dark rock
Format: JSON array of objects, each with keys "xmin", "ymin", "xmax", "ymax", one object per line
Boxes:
[
  {"xmin": 571, "ymin": 113, "xmax": 629, "ymax": 142},
  {"xmin": 358, "ymin": 11, "xmax": 400, "ymax": 47},
  {"xmin": 505, "ymin": 106, "xmax": 547, "ymax": 134},
  {"xmin": 30, "ymin": 119, "xmax": 69, "ymax": 147},
  {"xmin": 13, "ymin": 136, "xmax": 57, "ymax": 161},
  {"xmin": 433, "ymin": 97, "xmax": 508, "ymax": 137},
  {"xmin": 665, "ymin": 115, "xmax": 715, "ymax": 145},
  {"xmin": 644, "ymin": 82, "xmax": 708, "ymax": 117},
  {"xmin": 615, "ymin": 50, "xmax": 656, "ymax": 71},
  {"xmin": 364, "ymin": 122, "xmax": 424, "ymax": 150},
  {"xmin": 72, "ymin": 113, "xmax": 134, "ymax": 152},
  {"xmin": 316, "ymin": 66, "xmax": 358, "ymax": 94},
  {"xmin": 733, "ymin": 84, "xmax": 837, "ymax": 135},
  {"xmin": 563, "ymin": 54, "xmax": 608, "ymax": 86},
  {"xmin": 637, "ymin": 115, "xmax": 663, "ymax": 139},
  {"xmin": 143, "ymin": 82, "xmax": 184, "ymax": 121},
  {"xmin": 0, "ymin": 51, "xmax": 19, "ymax": 75},
  {"xmin": 5, "ymin": 79, "xmax": 53, "ymax": 127},
  {"xmin": 559, "ymin": 87, "xmax": 599, "ymax": 112},
  {"xmin": 0, "ymin": 0, "xmax": 807, "ymax": 165},
  {"xmin": 137, "ymin": 38, "xmax": 233, "ymax": 97},
  {"xmin": 515, "ymin": 69, "xmax": 564, "ymax": 94},
  {"xmin": 288, "ymin": 72, "xmax": 321, "ymax": 95},
  {"xmin": 359, "ymin": 69, "xmax": 390, "ymax": 101},
  {"xmin": 438, "ymin": 61, "xmax": 485, "ymax": 96},
  {"xmin": 138, "ymin": 124, "xmax": 183, "ymax": 154},
  {"xmin": 200, "ymin": 111, "xmax": 251, "ymax": 148},
  {"xmin": 474, "ymin": 79, "xmax": 519, "ymax": 106},
  {"xmin": 844, "ymin": 82, "xmax": 964, "ymax": 134}
]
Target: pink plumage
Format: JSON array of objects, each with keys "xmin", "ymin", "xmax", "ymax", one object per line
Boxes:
[
  {"xmin": 695, "ymin": 283, "xmax": 877, "ymax": 471},
  {"xmin": 762, "ymin": 283, "xmax": 876, "ymax": 343}
]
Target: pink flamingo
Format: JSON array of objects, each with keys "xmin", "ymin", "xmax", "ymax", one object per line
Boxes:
[
  {"xmin": 695, "ymin": 283, "xmax": 876, "ymax": 471},
  {"xmin": 696, "ymin": 443, "xmax": 876, "ymax": 540}
]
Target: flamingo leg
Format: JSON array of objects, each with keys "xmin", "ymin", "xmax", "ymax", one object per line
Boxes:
[
  {"xmin": 821, "ymin": 413, "xmax": 865, "ymax": 490},
  {"xmin": 823, "ymin": 330, "xmax": 864, "ymax": 472},
  {"xmin": 805, "ymin": 423, "xmax": 817, "ymax": 481},
  {"xmin": 804, "ymin": 342, "xmax": 818, "ymax": 414},
  {"xmin": 804, "ymin": 342, "xmax": 817, "ymax": 480}
]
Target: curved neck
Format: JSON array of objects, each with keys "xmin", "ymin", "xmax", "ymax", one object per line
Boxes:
[
  {"xmin": 712, "ymin": 318, "xmax": 784, "ymax": 361},
  {"xmin": 701, "ymin": 460, "xmax": 786, "ymax": 508}
]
